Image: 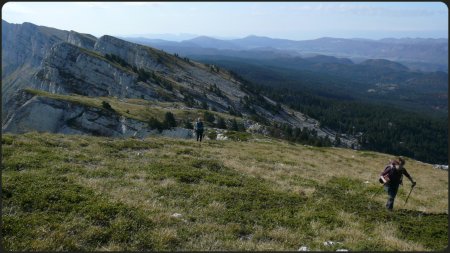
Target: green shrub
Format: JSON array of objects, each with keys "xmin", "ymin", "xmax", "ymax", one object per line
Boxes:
[
  {"xmin": 229, "ymin": 119, "xmax": 239, "ymax": 131},
  {"xmin": 163, "ymin": 112, "xmax": 177, "ymax": 129},
  {"xmin": 137, "ymin": 68, "xmax": 151, "ymax": 82},
  {"xmin": 148, "ymin": 117, "xmax": 164, "ymax": 132},
  {"xmin": 224, "ymin": 131, "xmax": 251, "ymax": 141},
  {"xmin": 203, "ymin": 111, "xmax": 215, "ymax": 124},
  {"xmin": 201, "ymin": 101, "xmax": 208, "ymax": 110},
  {"xmin": 183, "ymin": 120, "xmax": 194, "ymax": 129},
  {"xmin": 101, "ymin": 101, "xmax": 114, "ymax": 111},
  {"xmin": 207, "ymin": 130, "xmax": 217, "ymax": 140},
  {"xmin": 216, "ymin": 117, "xmax": 227, "ymax": 129}
]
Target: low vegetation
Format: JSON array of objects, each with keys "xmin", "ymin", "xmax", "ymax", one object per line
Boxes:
[
  {"xmin": 24, "ymin": 89, "xmax": 243, "ymax": 127},
  {"xmin": 2, "ymin": 132, "xmax": 447, "ymax": 251},
  {"xmin": 199, "ymin": 59, "xmax": 448, "ymax": 164}
]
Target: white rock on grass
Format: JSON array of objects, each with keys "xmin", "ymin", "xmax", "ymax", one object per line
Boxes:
[
  {"xmin": 324, "ymin": 241, "xmax": 334, "ymax": 247},
  {"xmin": 171, "ymin": 213, "xmax": 182, "ymax": 218},
  {"xmin": 324, "ymin": 241, "xmax": 343, "ymax": 247},
  {"xmin": 433, "ymin": 164, "xmax": 448, "ymax": 170},
  {"xmin": 216, "ymin": 133, "xmax": 228, "ymax": 140},
  {"xmin": 298, "ymin": 246, "xmax": 309, "ymax": 251}
]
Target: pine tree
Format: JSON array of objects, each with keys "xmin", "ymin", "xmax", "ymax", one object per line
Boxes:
[
  {"xmin": 148, "ymin": 117, "xmax": 164, "ymax": 132},
  {"xmin": 163, "ymin": 112, "xmax": 177, "ymax": 128},
  {"xmin": 216, "ymin": 117, "xmax": 227, "ymax": 129},
  {"xmin": 204, "ymin": 111, "xmax": 215, "ymax": 123},
  {"xmin": 230, "ymin": 119, "xmax": 239, "ymax": 131}
]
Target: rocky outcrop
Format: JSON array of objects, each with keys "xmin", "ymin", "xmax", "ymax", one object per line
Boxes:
[
  {"xmin": 2, "ymin": 20, "xmax": 65, "ymax": 113},
  {"xmin": 66, "ymin": 31, "xmax": 97, "ymax": 51},
  {"xmin": 2, "ymin": 90, "xmax": 195, "ymax": 139},
  {"xmin": 94, "ymin": 35, "xmax": 249, "ymax": 111},
  {"xmin": 94, "ymin": 35, "xmax": 168, "ymax": 72},
  {"xmin": 2, "ymin": 21, "xmax": 97, "ymax": 76},
  {"xmin": 1, "ymin": 20, "xmax": 98, "ymax": 117},
  {"xmin": 33, "ymin": 42, "xmax": 157, "ymax": 99},
  {"xmin": 3, "ymin": 90, "xmax": 123, "ymax": 136},
  {"xmin": 2, "ymin": 21, "xmax": 68, "ymax": 75}
]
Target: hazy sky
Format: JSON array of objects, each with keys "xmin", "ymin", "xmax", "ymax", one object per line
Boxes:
[{"xmin": 2, "ymin": 1, "xmax": 448, "ymax": 40}]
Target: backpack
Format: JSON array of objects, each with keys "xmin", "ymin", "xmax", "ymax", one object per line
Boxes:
[
  {"xmin": 379, "ymin": 165, "xmax": 394, "ymax": 184},
  {"xmin": 195, "ymin": 121, "xmax": 203, "ymax": 131}
]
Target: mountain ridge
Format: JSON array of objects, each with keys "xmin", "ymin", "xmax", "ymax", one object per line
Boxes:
[
  {"xmin": 2, "ymin": 20, "xmax": 355, "ymax": 147},
  {"xmin": 124, "ymin": 34, "xmax": 447, "ymax": 72}
]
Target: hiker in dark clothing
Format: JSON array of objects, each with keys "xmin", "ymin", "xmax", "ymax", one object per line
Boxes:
[
  {"xmin": 195, "ymin": 118, "xmax": 204, "ymax": 142},
  {"xmin": 380, "ymin": 157, "xmax": 416, "ymax": 210}
]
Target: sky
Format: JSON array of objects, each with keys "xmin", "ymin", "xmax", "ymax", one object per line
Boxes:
[{"xmin": 2, "ymin": 1, "xmax": 448, "ymax": 41}]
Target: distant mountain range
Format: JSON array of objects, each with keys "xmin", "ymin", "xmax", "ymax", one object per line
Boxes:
[
  {"xmin": 122, "ymin": 35, "xmax": 448, "ymax": 72},
  {"xmin": 117, "ymin": 33, "xmax": 200, "ymax": 42},
  {"xmin": 120, "ymin": 34, "xmax": 448, "ymax": 116}
]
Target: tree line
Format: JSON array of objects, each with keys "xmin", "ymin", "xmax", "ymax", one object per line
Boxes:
[{"xmin": 233, "ymin": 71, "xmax": 448, "ymax": 164}]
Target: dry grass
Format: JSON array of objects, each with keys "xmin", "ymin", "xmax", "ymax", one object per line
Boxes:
[
  {"xmin": 213, "ymin": 139, "xmax": 448, "ymax": 214},
  {"xmin": 373, "ymin": 222, "xmax": 426, "ymax": 251},
  {"xmin": 2, "ymin": 133, "xmax": 447, "ymax": 251}
]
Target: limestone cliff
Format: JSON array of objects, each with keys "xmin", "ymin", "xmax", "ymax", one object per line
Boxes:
[
  {"xmin": 3, "ymin": 90, "xmax": 193, "ymax": 139},
  {"xmin": 32, "ymin": 42, "xmax": 156, "ymax": 99},
  {"xmin": 1, "ymin": 20, "xmax": 98, "ymax": 118}
]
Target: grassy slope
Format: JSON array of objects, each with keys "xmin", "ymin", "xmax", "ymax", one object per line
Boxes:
[
  {"xmin": 25, "ymin": 89, "xmax": 242, "ymax": 124},
  {"xmin": 2, "ymin": 133, "xmax": 448, "ymax": 251}
]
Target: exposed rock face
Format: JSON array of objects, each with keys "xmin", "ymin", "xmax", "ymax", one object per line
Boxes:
[
  {"xmin": 2, "ymin": 21, "xmax": 68, "ymax": 75},
  {"xmin": 1, "ymin": 20, "xmax": 98, "ymax": 118},
  {"xmin": 32, "ymin": 42, "xmax": 156, "ymax": 99},
  {"xmin": 4, "ymin": 90, "xmax": 123, "ymax": 136},
  {"xmin": 67, "ymin": 30, "xmax": 97, "ymax": 51},
  {"xmin": 3, "ymin": 90, "xmax": 174, "ymax": 138},
  {"xmin": 3, "ymin": 90, "xmax": 197, "ymax": 139},
  {"xmin": 2, "ymin": 21, "xmax": 96, "ymax": 76},
  {"xmin": 94, "ymin": 35, "xmax": 167, "ymax": 72},
  {"xmin": 93, "ymin": 35, "xmax": 248, "ymax": 112},
  {"xmin": 2, "ymin": 21, "xmax": 64, "ymax": 113}
]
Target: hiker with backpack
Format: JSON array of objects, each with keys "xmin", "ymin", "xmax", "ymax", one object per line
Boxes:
[
  {"xmin": 379, "ymin": 157, "xmax": 416, "ymax": 211},
  {"xmin": 194, "ymin": 118, "xmax": 204, "ymax": 142}
]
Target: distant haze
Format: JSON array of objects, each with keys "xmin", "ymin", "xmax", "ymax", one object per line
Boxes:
[{"xmin": 2, "ymin": 2, "xmax": 447, "ymax": 40}]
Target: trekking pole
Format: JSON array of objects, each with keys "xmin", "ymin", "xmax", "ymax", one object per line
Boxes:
[{"xmin": 404, "ymin": 184, "xmax": 415, "ymax": 206}]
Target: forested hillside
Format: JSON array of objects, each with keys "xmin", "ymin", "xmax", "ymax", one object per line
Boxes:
[{"xmin": 192, "ymin": 57, "xmax": 448, "ymax": 164}]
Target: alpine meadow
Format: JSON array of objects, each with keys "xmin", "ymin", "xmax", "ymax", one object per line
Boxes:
[{"xmin": 1, "ymin": 2, "xmax": 448, "ymax": 252}]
